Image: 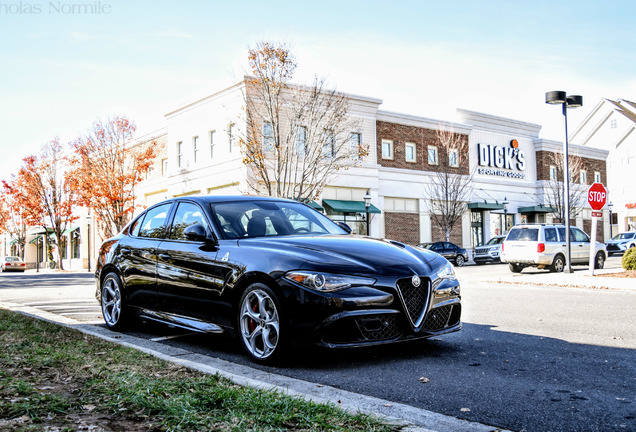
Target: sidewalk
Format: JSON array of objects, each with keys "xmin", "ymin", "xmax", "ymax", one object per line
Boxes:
[{"xmin": 468, "ymin": 267, "xmax": 635, "ymax": 291}]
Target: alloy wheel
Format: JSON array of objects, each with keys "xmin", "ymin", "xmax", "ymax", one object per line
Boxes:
[{"xmin": 239, "ymin": 288, "xmax": 280, "ymax": 360}]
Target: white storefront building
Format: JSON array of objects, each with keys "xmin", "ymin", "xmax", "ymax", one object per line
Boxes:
[{"xmin": 136, "ymin": 79, "xmax": 609, "ymax": 253}]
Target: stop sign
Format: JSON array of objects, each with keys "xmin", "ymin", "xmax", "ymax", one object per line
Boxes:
[{"xmin": 587, "ymin": 182, "xmax": 607, "ymax": 210}]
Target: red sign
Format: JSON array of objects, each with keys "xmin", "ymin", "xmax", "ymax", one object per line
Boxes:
[
  {"xmin": 591, "ymin": 211, "xmax": 603, "ymax": 218},
  {"xmin": 587, "ymin": 183, "xmax": 607, "ymax": 211}
]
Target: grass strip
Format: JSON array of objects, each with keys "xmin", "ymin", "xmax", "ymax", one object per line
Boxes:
[{"xmin": 0, "ymin": 308, "xmax": 399, "ymax": 431}]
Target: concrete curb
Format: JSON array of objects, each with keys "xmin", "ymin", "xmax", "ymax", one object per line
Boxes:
[{"xmin": 1, "ymin": 301, "xmax": 509, "ymax": 432}]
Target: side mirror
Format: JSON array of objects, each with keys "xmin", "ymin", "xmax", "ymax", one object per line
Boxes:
[
  {"xmin": 336, "ymin": 222, "xmax": 352, "ymax": 234},
  {"xmin": 184, "ymin": 224, "xmax": 208, "ymax": 242}
]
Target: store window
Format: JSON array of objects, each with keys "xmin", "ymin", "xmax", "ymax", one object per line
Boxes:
[
  {"xmin": 209, "ymin": 130, "xmax": 215, "ymax": 158},
  {"xmin": 263, "ymin": 122, "xmax": 275, "ymax": 152},
  {"xmin": 449, "ymin": 149, "xmax": 459, "ymax": 167},
  {"xmin": 193, "ymin": 136, "xmax": 199, "ymax": 163},
  {"xmin": 295, "ymin": 126, "xmax": 307, "ymax": 155},
  {"xmin": 428, "ymin": 146, "xmax": 438, "ymax": 165},
  {"xmin": 405, "ymin": 142, "xmax": 416, "ymax": 162},
  {"xmin": 177, "ymin": 141, "xmax": 183, "ymax": 168},
  {"xmin": 381, "ymin": 139, "xmax": 393, "ymax": 160},
  {"xmin": 350, "ymin": 132, "xmax": 361, "ymax": 159},
  {"xmin": 471, "ymin": 211, "xmax": 483, "ymax": 247}
]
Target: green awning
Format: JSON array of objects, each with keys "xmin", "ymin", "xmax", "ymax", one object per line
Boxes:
[
  {"xmin": 63, "ymin": 226, "xmax": 80, "ymax": 234},
  {"xmin": 518, "ymin": 205, "xmax": 555, "ymax": 214},
  {"xmin": 306, "ymin": 201, "xmax": 324, "ymax": 212},
  {"xmin": 468, "ymin": 201, "xmax": 504, "ymax": 211},
  {"xmin": 29, "ymin": 235, "xmax": 42, "ymax": 244},
  {"xmin": 322, "ymin": 199, "xmax": 381, "ymax": 214},
  {"xmin": 9, "ymin": 239, "xmax": 18, "ymax": 246}
]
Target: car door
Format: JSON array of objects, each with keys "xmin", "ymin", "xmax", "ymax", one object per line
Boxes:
[
  {"xmin": 155, "ymin": 201, "xmax": 223, "ymax": 322},
  {"xmin": 571, "ymin": 227, "xmax": 591, "ymax": 263},
  {"xmin": 116, "ymin": 202, "xmax": 173, "ymax": 309}
]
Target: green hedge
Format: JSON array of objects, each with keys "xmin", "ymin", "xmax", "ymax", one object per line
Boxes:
[{"xmin": 622, "ymin": 247, "xmax": 636, "ymax": 270}]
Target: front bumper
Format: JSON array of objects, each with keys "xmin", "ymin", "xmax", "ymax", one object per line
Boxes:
[{"xmin": 280, "ymin": 273, "xmax": 461, "ymax": 348}]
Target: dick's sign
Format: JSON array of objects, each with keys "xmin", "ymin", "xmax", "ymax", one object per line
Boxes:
[{"xmin": 477, "ymin": 139, "xmax": 527, "ymax": 179}]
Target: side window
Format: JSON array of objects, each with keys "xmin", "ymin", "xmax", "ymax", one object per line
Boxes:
[
  {"xmin": 544, "ymin": 227, "xmax": 558, "ymax": 242},
  {"xmin": 138, "ymin": 203, "xmax": 172, "ymax": 239},
  {"xmin": 169, "ymin": 202, "xmax": 209, "ymax": 241},
  {"xmin": 571, "ymin": 227, "xmax": 590, "ymax": 242},
  {"xmin": 129, "ymin": 216, "xmax": 142, "ymax": 237},
  {"xmin": 557, "ymin": 227, "xmax": 566, "ymax": 242}
]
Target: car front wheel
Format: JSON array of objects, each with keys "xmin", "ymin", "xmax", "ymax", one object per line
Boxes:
[
  {"xmin": 455, "ymin": 255, "xmax": 465, "ymax": 267},
  {"xmin": 101, "ymin": 272, "xmax": 129, "ymax": 330},
  {"xmin": 238, "ymin": 283, "xmax": 284, "ymax": 363},
  {"xmin": 594, "ymin": 252, "xmax": 605, "ymax": 269}
]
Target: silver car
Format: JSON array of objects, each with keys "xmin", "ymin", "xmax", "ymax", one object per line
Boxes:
[
  {"xmin": 473, "ymin": 235, "xmax": 506, "ymax": 265},
  {"xmin": 606, "ymin": 232, "xmax": 636, "ymax": 256},
  {"xmin": 500, "ymin": 224, "xmax": 607, "ymax": 273}
]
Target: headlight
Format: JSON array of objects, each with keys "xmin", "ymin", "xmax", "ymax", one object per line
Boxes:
[
  {"xmin": 284, "ymin": 271, "xmax": 376, "ymax": 292},
  {"xmin": 437, "ymin": 262, "xmax": 457, "ymax": 281}
]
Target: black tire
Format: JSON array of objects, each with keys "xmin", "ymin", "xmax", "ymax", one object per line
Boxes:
[
  {"xmin": 509, "ymin": 263, "xmax": 523, "ymax": 273},
  {"xmin": 101, "ymin": 272, "xmax": 129, "ymax": 331},
  {"xmin": 237, "ymin": 283, "xmax": 285, "ymax": 363},
  {"xmin": 455, "ymin": 255, "xmax": 465, "ymax": 267},
  {"xmin": 550, "ymin": 255, "xmax": 565, "ymax": 273},
  {"xmin": 594, "ymin": 252, "xmax": 605, "ymax": 269}
]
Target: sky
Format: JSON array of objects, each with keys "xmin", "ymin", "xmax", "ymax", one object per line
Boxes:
[{"xmin": 1, "ymin": 0, "xmax": 635, "ymax": 181}]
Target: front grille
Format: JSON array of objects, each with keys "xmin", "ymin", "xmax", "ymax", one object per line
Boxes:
[
  {"xmin": 355, "ymin": 315, "xmax": 403, "ymax": 341},
  {"xmin": 607, "ymin": 244, "xmax": 620, "ymax": 251},
  {"xmin": 424, "ymin": 305, "xmax": 454, "ymax": 331},
  {"xmin": 396, "ymin": 277, "xmax": 431, "ymax": 329}
]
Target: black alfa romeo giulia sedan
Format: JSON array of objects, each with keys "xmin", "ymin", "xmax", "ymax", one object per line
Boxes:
[{"xmin": 95, "ymin": 196, "xmax": 461, "ymax": 362}]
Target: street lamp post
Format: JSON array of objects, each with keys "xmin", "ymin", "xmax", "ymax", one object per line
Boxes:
[
  {"xmin": 546, "ymin": 91, "xmax": 583, "ymax": 273},
  {"xmin": 608, "ymin": 201, "xmax": 614, "ymax": 239},
  {"xmin": 364, "ymin": 190, "xmax": 372, "ymax": 236},
  {"xmin": 502, "ymin": 196, "xmax": 509, "ymax": 234},
  {"xmin": 86, "ymin": 214, "xmax": 92, "ymax": 272}
]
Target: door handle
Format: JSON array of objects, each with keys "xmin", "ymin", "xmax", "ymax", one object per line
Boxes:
[{"xmin": 158, "ymin": 253, "xmax": 172, "ymax": 261}]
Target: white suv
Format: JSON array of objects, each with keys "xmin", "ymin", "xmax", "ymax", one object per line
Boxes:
[{"xmin": 500, "ymin": 224, "xmax": 607, "ymax": 273}]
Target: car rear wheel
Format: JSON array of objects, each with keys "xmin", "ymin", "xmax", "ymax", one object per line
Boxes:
[
  {"xmin": 238, "ymin": 283, "xmax": 285, "ymax": 363},
  {"xmin": 101, "ymin": 273, "xmax": 129, "ymax": 330},
  {"xmin": 509, "ymin": 263, "xmax": 523, "ymax": 273},
  {"xmin": 550, "ymin": 255, "xmax": 565, "ymax": 273},
  {"xmin": 594, "ymin": 252, "xmax": 605, "ymax": 269},
  {"xmin": 455, "ymin": 255, "xmax": 465, "ymax": 267}
]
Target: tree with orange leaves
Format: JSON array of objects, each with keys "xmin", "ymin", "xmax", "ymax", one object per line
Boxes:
[
  {"xmin": 0, "ymin": 182, "xmax": 29, "ymax": 258},
  {"xmin": 240, "ymin": 41, "xmax": 367, "ymax": 201},
  {"xmin": 68, "ymin": 116, "xmax": 158, "ymax": 239},
  {"xmin": 4, "ymin": 138, "xmax": 78, "ymax": 269}
]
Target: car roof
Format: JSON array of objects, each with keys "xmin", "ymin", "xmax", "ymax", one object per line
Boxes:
[{"xmin": 154, "ymin": 195, "xmax": 300, "ymax": 206}]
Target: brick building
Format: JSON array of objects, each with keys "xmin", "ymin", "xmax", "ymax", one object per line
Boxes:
[{"xmin": 134, "ymin": 79, "xmax": 609, "ymax": 254}]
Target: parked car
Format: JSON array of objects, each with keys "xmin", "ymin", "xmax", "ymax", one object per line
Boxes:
[
  {"xmin": 473, "ymin": 235, "xmax": 506, "ymax": 265},
  {"xmin": 1, "ymin": 256, "xmax": 26, "ymax": 272},
  {"xmin": 500, "ymin": 224, "xmax": 607, "ymax": 273},
  {"xmin": 606, "ymin": 232, "xmax": 636, "ymax": 256},
  {"xmin": 419, "ymin": 241, "xmax": 469, "ymax": 267},
  {"xmin": 95, "ymin": 196, "xmax": 462, "ymax": 363}
]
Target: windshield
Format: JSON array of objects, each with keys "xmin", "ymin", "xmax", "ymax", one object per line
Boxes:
[
  {"xmin": 506, "ymin": 227, "xmax": 539, "ymax": 241},
  {"xmin": 485, "ymin": 237, "xmax": 504, "ymax": 246},
  {"xmin": 5, "ymin": 257, "xmax": 20, "ymax": 262},
  {"xmin": 210, "ymin": 200, "xmax": 347, "ymax": 239},
  {"xmin": 612, "ymin": 232, "xmax": 635, "ymax": 240}
]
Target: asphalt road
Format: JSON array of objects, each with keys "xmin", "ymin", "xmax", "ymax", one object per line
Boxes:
[{"xmin": 0, "ymin": 260, "xmax": 634, "ymax": 432}]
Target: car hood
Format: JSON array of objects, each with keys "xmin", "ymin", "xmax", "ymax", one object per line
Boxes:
[{"xmin": 238, "ymin": 235, "xmax": 441, "ymax": 276}]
